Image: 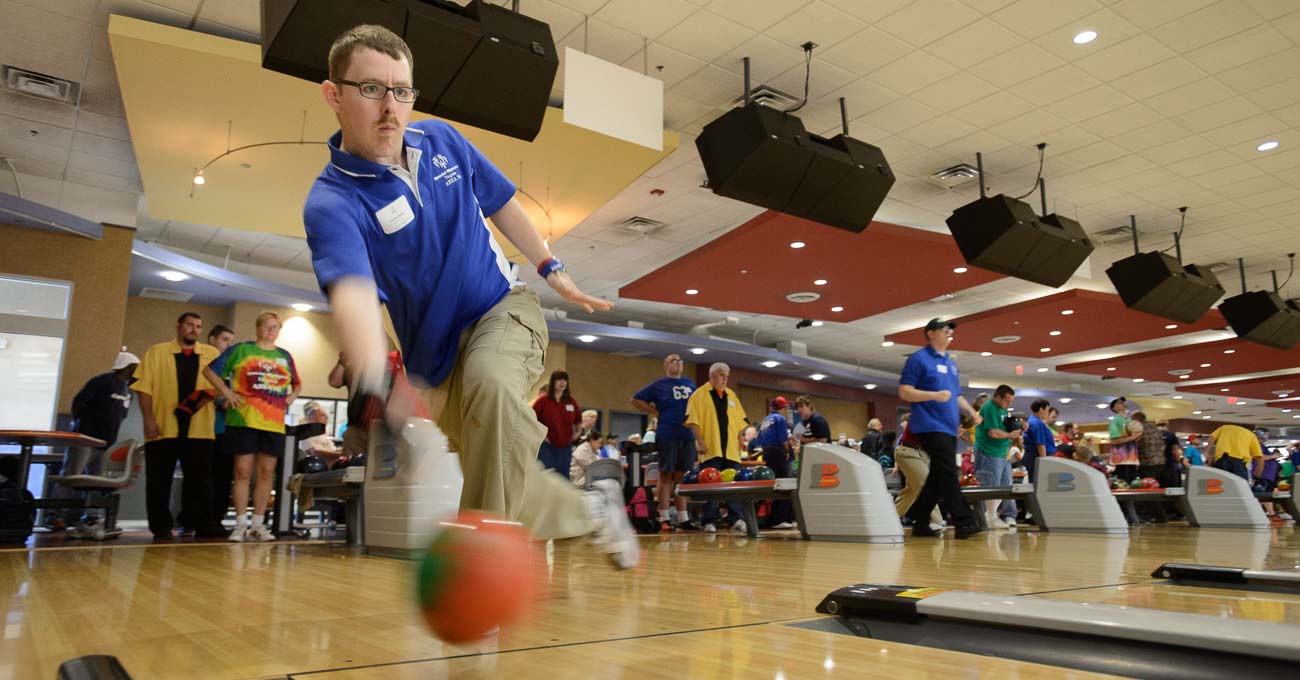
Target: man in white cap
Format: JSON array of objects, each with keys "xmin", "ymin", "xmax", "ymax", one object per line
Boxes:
[{"xmin": 47, "ymin": 351, "xmax": 139, "ymax": 531}]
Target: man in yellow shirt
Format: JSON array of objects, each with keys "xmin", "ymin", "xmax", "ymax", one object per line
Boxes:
[
  {"xmin": 685, "ymin": 362, "xmax": 748, "ymax": 532},
  {"xmin": 132, "ymin": 312, "xmax": 223, "ymax": 540},
  {"xmin": 1208, "ymin": 423, "xmax": 1262, "ymax": 482}
]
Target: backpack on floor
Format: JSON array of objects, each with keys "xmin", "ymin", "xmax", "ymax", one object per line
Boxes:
[{"xmin": 624, "ymin": 486, "xmax": 660, "ymax": 534}]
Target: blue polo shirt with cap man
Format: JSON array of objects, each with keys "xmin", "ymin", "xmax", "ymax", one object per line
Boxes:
[
  {"xmin": 899, "ymin": 347, "xmax": 962, "ymax": 435},
  {"xmin": 304, "ymin": 119, "xmax": 518, "ymax": 388}
]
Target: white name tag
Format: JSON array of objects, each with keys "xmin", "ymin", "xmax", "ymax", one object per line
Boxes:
[
  {"xmin": 937, "ymin": 364, "xmax": 948, "ymax": 374},
  {"xmin": 565, "ymin": 404, "xmax": 574, "ymax": 412},
  {"xmin": 375, "ymin": 195, "xmax": 415, "ymax": 234}
]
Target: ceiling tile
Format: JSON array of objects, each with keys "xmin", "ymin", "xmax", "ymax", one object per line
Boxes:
[
  {"xmin": 897, "ymin": 115, "xmax": 979, "ymax": 149},
  {"xmin": 670, "ymin": 64, "xmax": 743, "ymax": 107},
  {"xmin": 1032, "ymin": 8, "xmax": 1143, "ymax": 62},
  {"xmin": 868, "ymin": 50, "xmax": 958, "ymax": 95},
  {"xmin": 956, "ymin": 0, "xmax": 1017, "ymax": 12},
  {"xmin": 619, "ymin": 43, "xmax": 707, "ymax": 89},
  {"xmin": 717, "ymin": 34, "xmax": 805, "ymax": 82},
  {"xmin": 1, "ymin": 0, "xmax": 94, "ymax": 55},
  {"xmin": 1076, "ymin": 102, "xmax": 1164, "ymax": 138},
  {"xmin": 1109, "ymin": 58, "xmax": 1207, "ymax": 100},
  {"xmin": 986, "ymin": 108, "xmax": 1071, "ymax": 143},
  {"xmin": 1215, "ymin": 173, "xmax": 1284, "ymax": 199},
  {"xmin": 968, "ymin": 41, "xmax": 1065, "ymax": 88},
  {"xmin": 0, "ymin": 34, "xmax": 86, "ymax": 82},
  {"xmin": 595, "ymin": 0, "xmax": 698, "ymax": 39},
  {"xmin": 768, "ymin": 59, "xmax": 856, "ymax": 103},
  {"xmin": 925, "ymin": 18, "xmax": 1025, "ymax": 69},
  {"xmin": 933, "ymin": 130, "xmax": 1014, "ymax": 163},
  {"xmin": 1199, "ymin": 112, "xmax": 1288, "ymax": 148},
  {"xmin": 820, "ymin": 27, "xmax": 914, "ymax": 75},
  {"xmin": 1110, "ymin": 120, "xmax": 1196, "ymax": 152},
  {"xmin": 1215, "ymin": 46, "xmax": 1300, "ymax": 94},
  {"xmin": 1184, "ymin": 24, "xmax": 1292, "ymax": 75},
  {"xmin": 1246, "ymin": 75, "xmax": 1300, "ymax": 112},
  {"xmin": 662, "ymin": 92, "xmax": 713, "ymax": 130},
  {"xmin": 1109, "ymin": 0, "xmax": 1218, "ymax": 30},
  {"xmin": 705, "ymin": 0, "xmax": 809, "ymax": 32},
  {"xmin": 657, "ymin": 10, "xmax": 754, "ymax": 63},
  {"xmin": 1051, "ymin": 140, "xmax": 1128, "ymax": 172},
  {"xmin": 911, "ymin": 71, "xmax": 998, "ymax": 111},
  {"xmin": 1166, "ymin": 149, "xmax": 1245, "ymax": 177},
  {"xmin": 1175, "ymin": 96, "xmax": 1265, "ymax": 132},
  {"xmin": 858, "ymin": 97, "xmax": 943, "ymax": 135},
  {"xmin": 827, "ymin": 78, "xmax": 903, "ymax": 120},
  {"xmin": 1, "ymin": 115, "xmax": 72, "ymax": 149},
  {"xmin": 1143, "ymin": 77, "xmax": 1238, "ymax": 118},
  {"xmin": 13, "ymin": 0, "xmax": 96, "ymax": 21},
  {"xmin": 559, "ymin": 17, "xmax": 644, "ymax": 65},
  {"xmin": 991, "ymin": 0, "xmax": 1103, "ymax": 39},
  {"xmin": 1074, "ymin": 34, "xmax": 1176, "ymax": 82},
  {"xmin": 1147, "ymin": 0, "xmax": 1266, "ymax": 52},
  {"xmin": 194, "ymin": 0, "xmax": 257, "ymax": 33},
  {"xmin": 950, "ymin": 90, "xmax": 1035, "ymax": 128},
  {"xmin": 875, "ymin": 0, "xmax": 981, "ymax": 47},
  {"xmin": 765, "ymin": 0, "xmax": 867, "ymax": 50},
  {"xmin": 821, "ymin": 0, "xmax": 912, "ymax": 23},
  {"xmin": 1008, "ymin": 65, "xmax": 1102, "ymax": 105},
  {"xmin": 1045, "ymin": 84, "xmax": 1133, "ymax": 123},
  {"xmin": 1138, "ymin": 135, "xmax": 1216, "ymax": 166}
]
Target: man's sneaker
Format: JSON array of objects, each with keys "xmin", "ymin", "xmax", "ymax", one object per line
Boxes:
[
  {"xmin": 773, "ymin": 522, "xmax": 797, "ymax": 530},
  {"xmin": 583, "ymin": 478, "xmax": 640, "ymax": 569},
  {"xmin": 703, "ymin": 523, "xmax": 718, "ymax": 533},
  {"xmin": 731, "ymin": 519, "xmax": 747, "ymax": 534},
  {"xmin": 229, "ymin": 527, "xmax": 248, "ymax": 542},
  {"xmin": 929, "ymin": 523, "xmax": 946, "ymax": 533},
  {"xmin": 659, "ymin": 521, "xmax": 674, "ymax": 533},
  {"xmin": 1279, "ymin": 512, "xmax": 1293, "ymax": 521},
  {"xmin": 987, "ymin": 515, "xmax": 1010, "ymax": 529},
  {"xmin": 677, "ymin": 520, "xmax": 703, "ymax": 532},
  {"xmin": 955, "ymin": 524, "xmax": 986, "ymax": 540},
  {"xmin": 246, "ymin": 525, "xmax": 276, "ymax": 542},
  {"xmin": 1003, "ymin": 517, "xmax": 1018, "ymax": 527}
]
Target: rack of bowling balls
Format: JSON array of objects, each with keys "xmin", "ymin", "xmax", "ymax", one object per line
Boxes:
[
  {"xmin": 680, "ymin": 465, "xmax": 777, "ymax": 484},
  {"xmin": 1109, "ymin": 477, "xmax": 1163, "ymax": 490}
]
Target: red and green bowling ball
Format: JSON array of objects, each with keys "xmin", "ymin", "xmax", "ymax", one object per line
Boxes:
[
  {"xmin": 417, "ymin": 511, "xmax": 539, "ymax": 644},
  {"xmin": 752, "ymin": 466, "xmax": 776, "ymax": 480}
]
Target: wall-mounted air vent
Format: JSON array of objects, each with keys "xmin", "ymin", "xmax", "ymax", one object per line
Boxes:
[
  {"xmin": 617, "ymin": 216, "xmax": 666, "ymax": 236},
  {"xmin": 3, "ymin": 65, "xmax": 79, "ymax": 103},
  {"xmin": 138, "ymin": 287, "xmax": 193, "ymax": 302}
]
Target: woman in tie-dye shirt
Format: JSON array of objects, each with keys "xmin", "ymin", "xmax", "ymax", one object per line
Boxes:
[{"xmin": 205, "ymin": 311, "xmax": 301, "ymax": 542}]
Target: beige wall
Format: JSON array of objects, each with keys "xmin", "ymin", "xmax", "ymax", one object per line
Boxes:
[
  {"xmin": 561, "ymin": 347, "xmax": 701, "ymax": 429},
  {"xmin": 229, "ymin": 302, "xmax": 347, "ymax": 400},
  {"xmin": 1, "ymin": 223, "xmax": 133, "ymax": 412},
  {"xmin": 738, "ymin": 391, "xmax": 868, "ymax": 442},
  {"xmin": 122, "ymin": 296, "xmax": 232, "ymax": 359}
]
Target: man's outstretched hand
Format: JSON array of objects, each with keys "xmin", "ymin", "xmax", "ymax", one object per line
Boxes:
[{"xmin": 547, "ymin": 270, "xmax": 613, "ymax": 314}]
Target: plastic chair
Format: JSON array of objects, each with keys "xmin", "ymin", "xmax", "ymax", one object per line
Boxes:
[{"xmin": 47, "ymin": 440, "xmax": 144, "ymax": 540}]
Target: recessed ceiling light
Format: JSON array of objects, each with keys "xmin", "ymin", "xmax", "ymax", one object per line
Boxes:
[
  {"xmin": 1293, "ymin": 414, "xmax": 1300, "ymax": 419},
  {"xmin": 192, "ymin": 173, "xmax": 205, "ymax": 185},
  {"xmin": 1073, "ymin": 30, "xmax": 1098, "ymax": 44},
  {"xmin": 831, "ymin": 306, "xmax": 844, "ymax": 312},
  {"xmin": 1173, "ymin": 396, "xmax": 1183, "ymax": 400},
  {"xmin": 1164, "ymin": 324, "xmax": 1177, "ymax": 330},
  {"xmin": 953, "ymin": 267, "xmax": 968, "ymax": 274},
  {"xmin": 992, "ymin": 335, "xmax": 1021, "ymax": 344},
  {"xmin": 1036, "ymin": 367, "xmax": 1049, "ymax": 373},
  {"xmin": 291, "ymin": 303, "xmax": 312, "ymax": 312},
  {"xmin": 1133, "ymin": 378, "xmax": 1144, "ymax": 383},
  {"xmin": 1284, "ymin": 409, "xmax": 1294, "ymax": 413},
  {"xmin": 159, "ymin": 270, "xmax": 189, "ymax": 282},
  {"xmin": 1061, "ymin": 309, "xmax": 1074, "ymax": 315},
  {"xmin": 1200, "ymin": 363, "xmax": 1211, "ymax": 368},
  {"xmin": 1057, "ymin": 398, "xmax": 1071, "ymax": 404},
  {"xmin": 1203, "ymin": 415, "xmax": 1212, "ymax": 419},
  {"xmin": 1257, "ymin": 140, "xmax": 1279, "ymax": 152},
  {"xmin": 577, "ymin": 334, "xmax": 597, "ymax": 343},
  {"xmin": 980, "ymin": 351, "xmax": 992, "ymax": 356},
  {"xmin": 689, "ymin": 347, "xmax": 706, "ymax": 355},
  {"xmin": 1049, "ymin": 330, "xmax": 1061, "ymax": 336},
  {"xmin": 1040, "ymin": 347, "xmax": 1051, "ymax": 353},
  {"xmin": 1106, "ymin": 367, "xmax": 1116, "ymax": 371},
  {"xmin": 762, "ymin": 360, "xmax": 780, "ymax": 368},
  {"xmin": 811, "ymin": 320, "xmax": 824, "ymax": 327},
  {"xmin": 1224, "ymin": 349, "xmax": 1235, "ymax": 354},
  {"xmin": 1096, "ymin": 403, "xmax": 1107, "ymax": 409},
  {"xmin": 1193, "ymin": 411, "xmax": 1202, "ymax": 415},
  {"xmin": 1220, "ymin": 388, "xmax": 1230, "ymax": 392},
  {"xmin": 881, "ymin": 341, "xmax": 895, "ymax": 347},
  {"xmin": 810, "ymin": 373, "xmax": 826, "ymax": 381},
  {"xmin": 864, "ymin": 383, "xmax": 877, "ymax": 390},
  {"xmin": 790, "ymin": 241, "xmax": 806, "ymax": 249},
  {"xmin": 813, "ymin": 279, "xmax": 828, "ymax": 286},
  {"xmin": 1179, "ymin": 375, "xmax": 1190, "ymax": 379},
  {"xmin": 685, "ymin": 289, "xmax": 699, "ymax": 295},
  {"xmin": 1280, "ymin": 393, "xmax": 1291, "ymax": 398}
]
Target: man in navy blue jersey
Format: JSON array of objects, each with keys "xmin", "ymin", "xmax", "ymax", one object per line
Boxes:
[{"xmin": 632, "ymin": 354, "xmax": 698, "ymax": 531}]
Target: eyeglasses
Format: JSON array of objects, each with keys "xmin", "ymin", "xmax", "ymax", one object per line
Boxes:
[
  {"xmin": 335, "ymin": 80, "xmax": 419, "ymax": 103},
  {"xmin": 666, "ymin": 358, "xmax": 684, "ymax": 363}
]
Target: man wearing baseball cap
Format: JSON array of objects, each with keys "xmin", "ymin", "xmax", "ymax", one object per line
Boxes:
[
  {"xmin": 897, "ymin": 318, "xmax": 983, "ymax": 539},
  {"xmin": 756, "ymin": 396, "xmax": 795, "ymax": 529}
]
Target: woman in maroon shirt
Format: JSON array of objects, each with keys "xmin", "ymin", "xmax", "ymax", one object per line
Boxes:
[{"xmin": 533, "ymin": 370, "xmax": 581, "ymax": 477}]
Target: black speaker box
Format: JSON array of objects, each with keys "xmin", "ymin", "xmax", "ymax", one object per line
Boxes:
[
  {"xmin": 695, "ymin": 104, "xmax": 894, "ymax": 233},
  {"xmin": 262, "ymin": 0, "xmax": 557, "ymax": 142},
  {"xmin": 1218, "ymin": 290, "xmax": 1300, "ymax": 350},
  {"xmin": 945, "ymin": 195, "xmax": 1094, "ymax": 288},
  {"xmin": 1105, "ymin": 252, "xmax": 1225, "ymax": 323}
]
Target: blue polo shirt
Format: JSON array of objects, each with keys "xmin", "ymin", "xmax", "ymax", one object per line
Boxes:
[
  {"xmin": 1023, "ymin": 415, "xmax": 1057, "ymax": 456},
  {"xmin": 898, "ymin": 345, "xmax": 962, "ymax": 436},
  {"xmin": 304, "ymin": 120, "xmax": 518, "ymax": 387},
  {"xmin": 756, "ymin": 412, "xmax": 789, "ymax": 447},
  {"xmin": 632, "ymin": 377, "xmax": 696, "ymax": 441}
]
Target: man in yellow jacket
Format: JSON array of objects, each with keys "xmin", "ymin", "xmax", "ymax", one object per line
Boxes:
[
  {"xmin": 132, "ymin": 312, "xmax": 223, "ymax": 540},
  {"xmin": 685, "ymin": 362, "xmax": 749, "ymax": 532}
]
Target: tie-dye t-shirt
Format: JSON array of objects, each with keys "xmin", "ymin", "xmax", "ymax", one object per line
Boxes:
[{"xmin": 210, "ymin": 342, "xmax": 300, "ymax": 433}]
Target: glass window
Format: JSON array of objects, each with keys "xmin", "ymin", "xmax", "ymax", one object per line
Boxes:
[{"xmin": 0, "ymin": 276, "xmax": 71, "ymax": 320}]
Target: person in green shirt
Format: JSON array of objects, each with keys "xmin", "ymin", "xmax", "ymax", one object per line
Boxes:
[
  {"xmin": 1107, "ymin": 397, "xmax": 1141, "ymax": 484},
  {"xmin": 973, "ymin": 384, "xmax": 1020, "ymax": 528}
]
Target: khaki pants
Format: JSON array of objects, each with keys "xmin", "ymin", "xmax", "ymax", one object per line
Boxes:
[
  {"xmin": 894, "ymin": 444, "xmax": 943, "ymax": 527},
  {"xmin": 406, "ymin": 288, "xmax": 592, "ymax": 540}
]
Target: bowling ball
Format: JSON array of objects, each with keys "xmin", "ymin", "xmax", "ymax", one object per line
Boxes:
[
  {"xmin": 681, "ymin": 469, "xmax": 700, "ymax": 484},
  {"xmin": 331, "ymin": 456, "xmax": 350, "ymax": 470},
  {"xmin": 960, "ymin": 474, "xmax": 979, "ymax": 487},
  {"xmin": 348, "ymin": 452, "xmax": 368, "ymax": 467},
  {"xmin": 1279, "ymin": 481, "xmax": 1292, "ymax": 492},
  {"xmin": 698, "ymin": 467, "xmax": 722, "ymax": 484},
  {"xmin": 295, "ymin": 455, "xmax": 328, "ymax": 474},
  {"xmin": 417, "ymin": 511, "xmax": 539, "ymax": 644},
  {"xmin": 735, "ymin": 467, "xmax": 755, "ymax": 482},
  {"xmin": 1109, "ymin": 478, "xmax": 1123, "ymax": 490},
  {"xmin": 1141, "ymin": 477, "xmax": 1160, "ymax": 489},
  {"xmin": 752, "ymin": 466, "xmax": 776, "ymax": 480},
  {"xmin": 719, "ymin": 468, "xmax": 738, "ymax": 483},
  {"xmin": 790, "ymin": 460, "xmax": 799, "ymax": 475},
  {"xmin": 1002, "ymin": 415, "xmax": 1023, "ymax": 432},
  {"xmin": 878, "ymin": 455, "xmax": 894, "ymax": 469}
]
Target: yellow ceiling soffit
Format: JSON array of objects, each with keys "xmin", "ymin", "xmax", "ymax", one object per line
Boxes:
[{"xmin": 108, "ymin": 15, "xmax": 677, "ymax": 249}]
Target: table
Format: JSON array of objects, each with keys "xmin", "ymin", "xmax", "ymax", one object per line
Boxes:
[{"xmin": 0, "ymin": 430, "xmax": 105, "ymax": 492}]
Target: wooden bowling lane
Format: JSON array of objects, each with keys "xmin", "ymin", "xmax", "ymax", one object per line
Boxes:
[
  {"xmin": 295, "ymin": 621, "xmax": 1123, "ymax": 680},
  {"xmin": 1035, "ymin": 583, "xmax": 1300, "ymax": 625},
  {"xmin": 3, "ymin": 525, "xmax": 1298, "ymax": 679}
]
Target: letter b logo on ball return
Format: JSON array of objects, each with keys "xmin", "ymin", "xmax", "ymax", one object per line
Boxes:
[
  {"xmin": 1046, "ymin": 472, "xmax": 1075, "ymax": 492},
  {"xmin": 1197, "ymin": 478, "xmax": 1224, "ymax": 495}
]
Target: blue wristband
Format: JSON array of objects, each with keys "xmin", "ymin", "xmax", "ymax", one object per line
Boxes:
[{"xmin": 538, "ymin": 257, "xmax": 566, "ymax": 278}]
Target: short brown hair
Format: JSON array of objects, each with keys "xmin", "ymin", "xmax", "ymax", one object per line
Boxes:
[
  {"xmin": 795, "ymin": 395, "xmax": 814, "ymax": 409},
  {"xmin": 255, "ymin": 311, "xmax": 281, "ymax": 329},
  {"xmin": 328, "ymin": 24, "xmax": 414, "ymax": 82}
]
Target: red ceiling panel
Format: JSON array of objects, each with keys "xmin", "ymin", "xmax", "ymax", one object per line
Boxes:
[
  {"xmin": 884, "ymin": 289, "xmax": 1226, "ymax": 358},
  {"xmin": 1057, "ymin": 338, "xmax": 1300, "ymax": 381},
  {"xmin": 618, "ymin": 211, "xmax": 1003, "ymax": 321},
  {"xmin": 1177, "ymin": 373, "xmax": 1300, "ymax": 401},
  {"xmin": 1265, "ymin": 397, "xmax": 1300, "ymax": 409}
]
